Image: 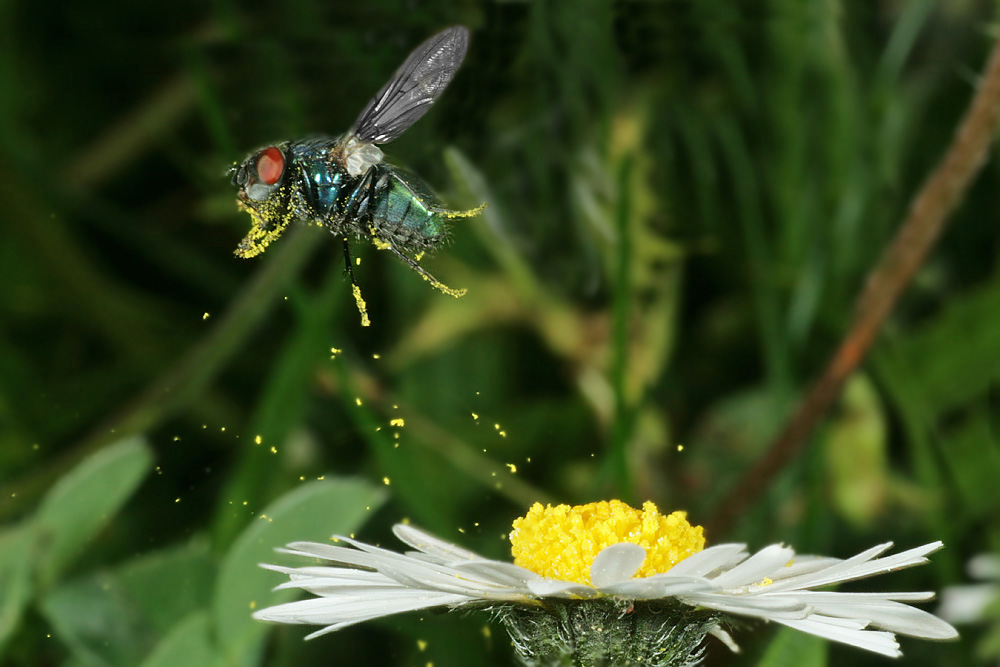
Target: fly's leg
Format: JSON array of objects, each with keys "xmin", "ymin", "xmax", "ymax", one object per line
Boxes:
[
  {"xmin": 337, "ymin": 170, "xmax": 379, "ymax": 326},
  {"xmin": 377, "ymin": 242, "xmax": 466, "ymax": 298},
  {"xmin": 340, "ymin": 237, "xmax": 370, "ymax": 327},
  {"xmin": 361, "ymin": 169, "xmax": 466, "ymax": 298}
]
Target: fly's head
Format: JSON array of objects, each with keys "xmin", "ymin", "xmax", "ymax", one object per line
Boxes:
[{"xmin": 230, "ymin": 144, "xmax": 298, "ymax": 258}]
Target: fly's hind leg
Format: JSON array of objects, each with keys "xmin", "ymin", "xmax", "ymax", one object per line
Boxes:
[
  {"xmin": 340, "ymin": 237, "xmax": 370, "ymax": 327},
  {"xmin": 359, "ymin": 169, "xmax": 466, "ymax": 299},
  {"xmin": 375, "ymin": 237, "xmax": 466, "ymax": 298}
]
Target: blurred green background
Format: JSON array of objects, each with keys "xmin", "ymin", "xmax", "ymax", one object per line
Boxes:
[{"xmin": 2, "ymin": 0, "xmax": 1000, "ymax": 665}]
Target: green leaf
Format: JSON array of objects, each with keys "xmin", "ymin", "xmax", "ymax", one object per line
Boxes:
[
  {"xmin": 0, "ymin": 525, "xmax": 35, "ymax": 655},
  {"xmin": 213, "ymin": 477, "xmax": 387, "ymax": 666},
  {"xmin": 32, "ymin": 436, "xmax": 154, "ymax": 587},
  {"xmin": 822, "ymin": 374, "xmax": 889, "ymax": 528},
  {"xmin": 39, "ymin": 539, "xmax": 214, "ymax": 666},
  {"xmin": 758, "ymin": 625, "xmax": 828, "ymax": 667},
  {"xmin": 890, "ymin": 278, "xmax": 1000, "ymax": 414},
  {"xmin": 938, "ymin": 408, "xmax": 1000, "ymax": 522},
  {"xmin": 139, "ymin": 611, "xmax": 218, "ymax": 667}
]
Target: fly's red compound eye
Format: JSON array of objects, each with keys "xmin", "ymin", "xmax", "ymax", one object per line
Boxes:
[{"xmin": 256, "ymin": 147, "xmax": 285, "ymax": 185}]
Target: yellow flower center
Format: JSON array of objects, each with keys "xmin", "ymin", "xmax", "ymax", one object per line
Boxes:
[{"xmin": 509, "ymin": 500, "xmax": 705, "ymax": 586}]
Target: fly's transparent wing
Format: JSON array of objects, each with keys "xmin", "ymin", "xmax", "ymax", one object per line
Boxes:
[{"xmin": 351, "ymin": 26, "xmax": 469, "ymax": 144}]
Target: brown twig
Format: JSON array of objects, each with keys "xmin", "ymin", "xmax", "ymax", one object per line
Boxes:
[{"xmin": 707, "ymin": 31, "xmax": 1000, "ymax": 537}]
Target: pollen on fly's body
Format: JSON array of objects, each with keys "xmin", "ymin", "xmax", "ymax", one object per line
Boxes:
[{"xmin": 229, "ymin": 26, "xmax": 485, "ymax": 327}]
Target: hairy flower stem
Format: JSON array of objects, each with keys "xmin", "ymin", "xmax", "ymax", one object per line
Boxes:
[{"xmin": 497, "ymin": 599, "xmax": 720, "ymax": 667}]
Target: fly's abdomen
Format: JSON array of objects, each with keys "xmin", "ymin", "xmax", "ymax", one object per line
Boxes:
[{"xmin": 370, "ymin": 166, "xmax": 450, "ymax": 250}]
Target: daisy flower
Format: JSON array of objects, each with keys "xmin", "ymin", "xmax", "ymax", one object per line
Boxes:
[{"xmin": 253, "ymin": 500, "xmax": 957, "ymax": 665}]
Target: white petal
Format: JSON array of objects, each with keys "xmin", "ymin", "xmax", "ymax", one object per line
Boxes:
[
  {"xmin": 710, "ymin": 544, "xmax": 796, "ymax": 589},
  {"xmin": 708, "ymin": 624, "xmax": 741, "ymax": 653},
  {"xmin": 790, "ymin": 592, "xmax": 958, "ymax": 639},
  {"xmin": 527, "ymin": 578, "xmax": 600, "ymax": 598},
  {"xmin": 678, "ymin": 591, "xmax": 810, "ymax": 620},
  {"xmin": 777, "ymin": 615, "xmax": 901, "ymax": 658},
  {"xmin": 262, "ymin": 563, "xmax": 393, "ymax": 584},
  {"xmin": 666, "ymin": 544, "xmax": 748, "ymax": 578},
  {"xmin": 768, "ymin": 555, "xmax": 842, "ymax": 581},
  {"xmin": 393, "ymin": 524, "xmax": 484, "ymax": 562},
  {"xmin": 282, "ymin": 539, "xmax": 526, "ymax": 599},
  {"xmin": 599, "ymin": 574, "xmax": 715, "ymax": 599},
  {"xmin": 769, "ymin": 542, "xmax": 942, "ymax": 593},
  {"xmin": 253, "ymin": 588, "xmax": 469, "ymax": 633},
  {"xmin": 591, "ymin": 543, "xmax": 647, "ymax": 588},
  {"xmin": 452, "ymin": 560, "xmax": 541, "ymax": 588},
  {"xmin": 763, "ymin": 543, "xmax": 894, "ymax": 592},
  {"xmin": 274, "ymin": 576, "xmax": 403, "ymax": 596}
]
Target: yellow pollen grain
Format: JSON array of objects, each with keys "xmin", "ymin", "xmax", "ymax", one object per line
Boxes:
[
  {"xmin": 472, "ymin": 412, "xmax": 479, "ymax": 420},
  {"xmin": 255, "ymin": 435, "xmax": 262, "ymax": 445},
  {"xmin": 509, "ymin": 500, "xmax": 705, "ymax": 586},
  {"xmin": 202, "ymin": 312, "xmax": 210, "ymax": 320},
  {"xmin": 383, "ymin": 477, "xmax": 391, "ymax": 485},
  {"xmin": 677, "ymin": 444, "xmax": 684, "ymax": 452},
  {"xmin": 352, "ymin": 284, "xmax": 370, "ymax": 327},
  {"xmin": 390, "ymin": 418, "xmax": 405, "ymax": 427},
  {"xmin": 417, "ymin": 639, "xmax": 427, "ymax": 651},
  {"xmin": 270, "ymin": 446, "xmax": 277, "ymax": 454},
  {"xmin": 355, "ymin": 397, "xmax": 363, "ymax": 406},
  {"xmin": 373, "ymin": 353, "xmax": 381, "ymax": 359},
  {"xmin": 507, "ymin": 463, "xmax": 517, "ymax": 473}
]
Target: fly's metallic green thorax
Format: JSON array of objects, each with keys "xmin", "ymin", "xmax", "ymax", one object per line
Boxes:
[{"xmin": 229, "ymin": 26, "xmax": 484, "ymax": 326}]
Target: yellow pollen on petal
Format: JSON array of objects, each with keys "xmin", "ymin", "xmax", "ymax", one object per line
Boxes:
[{"xmin": 509, "ymin": 500, "xmax": 705, "ymax": 586}]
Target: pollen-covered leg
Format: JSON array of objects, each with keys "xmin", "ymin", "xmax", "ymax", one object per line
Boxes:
[
  {"xmin": 341, "ymin": 238, "xmax": 371, "ymax": 327},
  {"xmin": 438, "ymin": 202, "xmax": 487, "ymax": 219},
  {"xmin": 368, "ymin": 227, "xmax": 466, "ymax": 298},
  {"xmin": 234, "ymin": 202, "xmax": 296, "ymax": 258}
]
